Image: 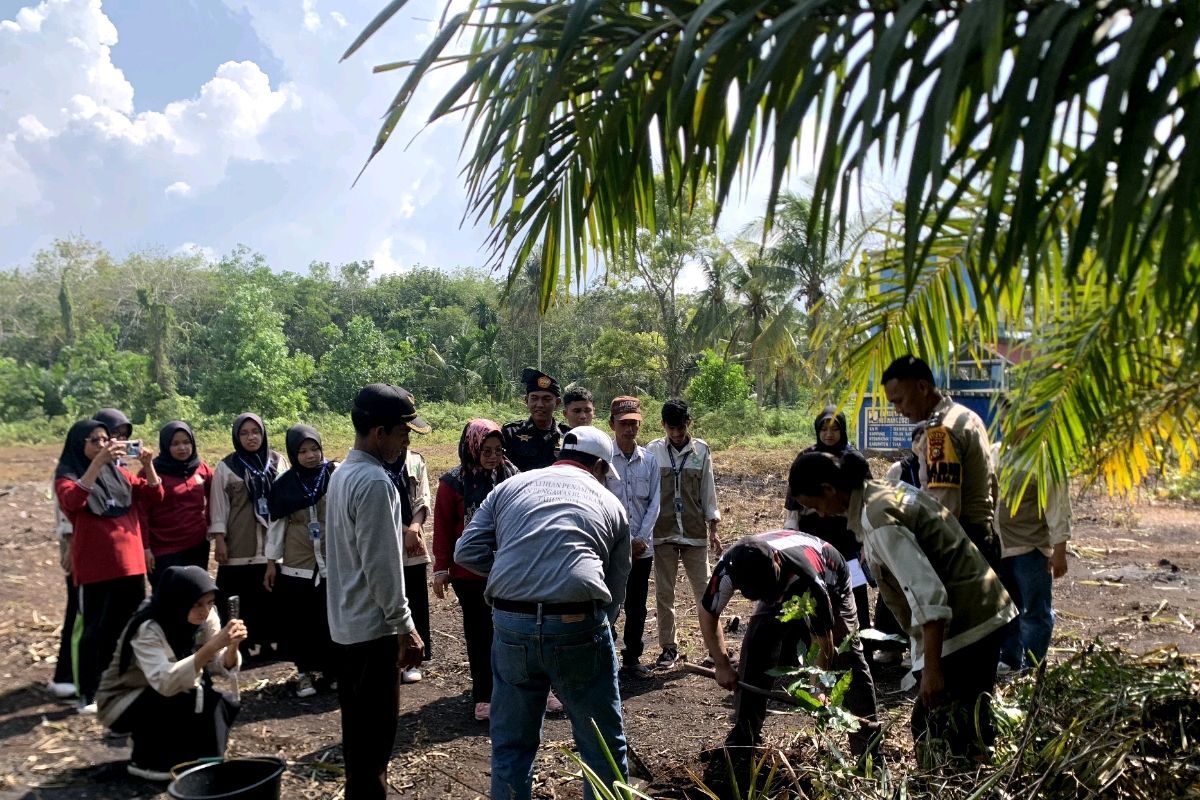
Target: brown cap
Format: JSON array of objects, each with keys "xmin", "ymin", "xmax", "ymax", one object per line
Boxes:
[{"xmin": 609, "ymin": 396, "xmax": 642, "ymax": 422}]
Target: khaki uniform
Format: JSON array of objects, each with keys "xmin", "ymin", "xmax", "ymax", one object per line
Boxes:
[
  {"xmin": 208, "ymin": 454, "xmax": 288, "ymax": 565},
  {"xmin": 847, "ymin": 479, "xmax": 1015, "ymax": 672},
  {"xmin": 914, "ymin": 396, "xmax": 994, "ymax": 526},
  {"xmin": 645, "ymin": 437, "xmax": 720, "ymax": 651}
]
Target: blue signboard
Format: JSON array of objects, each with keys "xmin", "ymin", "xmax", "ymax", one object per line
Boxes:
[{"xmin": 858, "ymin": 389, "xmax": 1001, "ymax": 452}]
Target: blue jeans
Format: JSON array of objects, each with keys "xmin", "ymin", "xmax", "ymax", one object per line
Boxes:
[
  {"xmin": 490, "ymin": 607, "xmax": 628, "ymax": 800},
  {"xmin": 999, "ymin": 550, "xmax": 1055, "ymax": 669}
]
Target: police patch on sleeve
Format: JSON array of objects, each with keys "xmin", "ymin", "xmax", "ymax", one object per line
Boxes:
[{"xmin": 924, "ymin": 426, "xmax": 962, "ymax": 488}]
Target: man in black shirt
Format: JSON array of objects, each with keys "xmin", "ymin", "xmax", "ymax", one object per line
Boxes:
[
  {"xmin": 501, "ymin": 368, "xmax": 571, "ymax": 472},
  {"xmin": 698, "ymin": 531, "xmax": 879, "ymax": 756}
]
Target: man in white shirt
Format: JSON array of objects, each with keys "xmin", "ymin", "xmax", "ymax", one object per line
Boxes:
[{"xmin": 605, "ymin": 396, "xmax": 661, "ymax": 678}]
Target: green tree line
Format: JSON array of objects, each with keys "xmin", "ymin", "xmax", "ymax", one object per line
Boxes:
[{"xmin": 0, "ymin": 189, "xmax": 841, "ymax": 428}]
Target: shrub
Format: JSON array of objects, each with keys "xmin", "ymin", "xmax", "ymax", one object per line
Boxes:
[{"xmin": 686, "ymin": 350, "xmax": 752, "ymax": 411}]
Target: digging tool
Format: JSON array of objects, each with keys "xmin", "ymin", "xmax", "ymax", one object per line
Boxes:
[{"xmin": 681, "ymin": 662, "xmax": 799, "ymax": 706}]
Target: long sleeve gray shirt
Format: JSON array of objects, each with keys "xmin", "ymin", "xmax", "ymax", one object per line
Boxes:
[
  {"xmin": 324, "ymin": 449, "xmax": 413, "ymax": 645},
  {"xmin": 454, "ymin": 462, "xmax": 632, "ymax": 624}
]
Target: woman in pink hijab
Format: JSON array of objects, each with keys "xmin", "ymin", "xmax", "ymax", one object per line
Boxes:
[{"xmin": 431, "ymin": 420, "xmax": 518, "ymax": 722}]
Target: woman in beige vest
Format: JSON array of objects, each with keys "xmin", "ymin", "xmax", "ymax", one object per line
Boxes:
[{"xmin": 208, "ymin": 413, "xmax": 286, "ymax": 658}]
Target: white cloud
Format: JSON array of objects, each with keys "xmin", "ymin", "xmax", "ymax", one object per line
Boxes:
[
  {"xmin": 0, "ymin": 0, "xmax": 496, "ymax": 273},
  {"xmin": 15, "ymin": 114, "xmax": 53, "ymax": 141},
  {"xmin": 371, "ymin": 236, "xmax": 404, "ymax": 275},
  {"xmin": 0, "ymin": 0, "xmax": 301, "ymax": 226},
  {"xmin": 302, "ymin": 0, "xmax": 321, "ymax": 31},
  {"xmin": 174, "ymin": 242, "xmax": 217, "ymax": 262}
]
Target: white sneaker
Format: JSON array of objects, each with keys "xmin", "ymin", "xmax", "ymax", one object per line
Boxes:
[
  {"xmin": 295, "ymin": 673, "xmax": 317, "ymax": 698},
  {"xmin": 47, "ymin": 681, "xmax": 76, "ymax": 699},
  {"xmin": 401, "ymin": 668, "xmax": 423, "ymax": 684},
  {"xmin": 996, "ymin": 661, "xmax": 1017, "ymax": 677},
  {"xmin": 127, "ymin": 763, "xmax": 172, "ymax": 781},
  {"xmin": 77, "ymin": 701, "xmax": 98, "ymax": 715},
  {"xmin": 546, "ymin": 690, "xmax": 564, "ymax": 713}
]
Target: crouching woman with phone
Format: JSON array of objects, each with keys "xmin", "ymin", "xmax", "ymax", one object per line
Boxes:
[{"xmin": 96, "ymin": 566, "xmax": 246, "ymax": 782}]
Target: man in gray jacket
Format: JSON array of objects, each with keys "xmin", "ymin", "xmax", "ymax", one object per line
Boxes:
[
  {"xmin": 456, "ymin": 425, "xmax": 632, "ymax": 800},
  {"xmin": 325, "ymin": 384, "xmax": 428, "ymax": 800}
]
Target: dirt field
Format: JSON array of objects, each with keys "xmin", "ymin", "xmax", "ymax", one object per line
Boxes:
[{"xmin": 0, "ymin": 443, "xmax": 1197, "ymax": 799}]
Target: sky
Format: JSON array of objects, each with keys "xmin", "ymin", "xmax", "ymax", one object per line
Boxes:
[{"xmin": 0, "ymin": 0, "xmax": 853, "ymax": 285}]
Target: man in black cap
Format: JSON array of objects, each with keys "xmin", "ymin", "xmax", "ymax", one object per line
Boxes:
[
  {"xmin": 325, "ymin": 384, "xmax": 429, "ymax": 800},
  {"xmin": 501, "ymin": 367, "xmax": 571, "ymax": 472},
  {"xmin": 697, "ymin": 530, "xmax": 879, "ymax": 759}
]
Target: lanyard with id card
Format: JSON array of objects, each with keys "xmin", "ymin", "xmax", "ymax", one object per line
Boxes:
[{"xmin": 666, "ymin": 445, "xmax": 689, "ymax": 532}]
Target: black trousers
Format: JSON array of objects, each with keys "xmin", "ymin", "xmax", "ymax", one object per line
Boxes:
[
  {"xmin": 216, "ymin": 563, "xmax": 276, "ymax": 652},
  {"xmin": 911, "ymin": 627, "xmax": 1005, "ymax": 760},
  {"xmin": 78, "ymin": 575, "xmax": 145, "ymax": 703},
  {"xmin": 115, "ymin": 683, "xmax": 238, "ymax": 771},
  {"xmin": 404, "ymin": 564, "xmax": 431, "ymax": 661},
  {"xmin": 851, "ymin": 584, "xmax": 870, "ymax": 631},
  {"xmin": 621, "ymin": 556, "xmax": 654, "ymax": 665},
  {"xmin": 148, "ymin": 540, "xmax": 211, "ymax": 589},
  {"xmin": 337, "ymin": 635, "xmax": 401, "ymax": 800},
  {"xmin": 451, "ymin": 579, "xmax": 493, "ymax": 703},
  {"xmin": 275, "ymin": 573, "xmax": 334, "ymax": 675},
  {"xmin": 729, "ymin": 596, "xmax": 879, "ymax": 756},
  {"xmin": 54, "ymin": 573, "xmax": 79, "ymax": 685}
]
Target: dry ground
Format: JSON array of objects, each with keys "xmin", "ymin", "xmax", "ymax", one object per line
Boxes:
[{"xmin": 0, "ymin": 443, "xmax": 1196, "ymax": 799}]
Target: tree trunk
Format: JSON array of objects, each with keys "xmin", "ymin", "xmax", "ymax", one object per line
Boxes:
[{"xmin": 58, "ymin": 275, "xmax": 75, "ymax": 346}]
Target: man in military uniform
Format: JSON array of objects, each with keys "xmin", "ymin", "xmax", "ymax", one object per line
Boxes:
[
  {"xmin": 501, "ymin": 368, "xmax": 572, "ymax": 472},
  {"xmin": 881, "ymin": 355, "xmax": 999, "ymax": 567}
]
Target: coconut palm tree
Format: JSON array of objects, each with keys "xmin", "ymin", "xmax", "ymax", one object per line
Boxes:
[{"xmin": 344, "ymin": 0, "xmax": 1200, "ymax": 489}]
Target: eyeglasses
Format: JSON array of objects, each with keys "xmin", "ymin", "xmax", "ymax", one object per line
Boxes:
[{"xmin": 85, "ymin": 436, "xmax": 110, "ymax": 445}]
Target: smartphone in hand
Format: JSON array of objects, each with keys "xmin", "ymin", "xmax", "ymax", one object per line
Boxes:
[
  {"xmin": 227, "ymin": 595, "xmax": 240, "ymax": 621},
  {"xmin": 115, "ymin": 439, "xmax": 142, "ymax": 457}
]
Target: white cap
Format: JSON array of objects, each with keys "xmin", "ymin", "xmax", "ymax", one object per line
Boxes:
[{"xmin": 559, "ymin": 425, "xmax": 619, "ymax": 480}]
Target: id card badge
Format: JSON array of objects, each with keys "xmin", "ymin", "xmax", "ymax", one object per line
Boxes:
[
  {"xmin": 308, "ymin": 520, "xmax": 321, "ymax": 541},
  {"xmin": 674, "ymin": 496, "xmax": 685, "ymax": 515},
  {"xmin": 256, "ymin": 497, "xmax": 269, "ymax": 517}
]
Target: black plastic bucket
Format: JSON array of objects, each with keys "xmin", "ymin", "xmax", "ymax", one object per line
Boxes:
[{"xmin": 167, "ymin": 757, "xmax": 285, "ymax": 800}]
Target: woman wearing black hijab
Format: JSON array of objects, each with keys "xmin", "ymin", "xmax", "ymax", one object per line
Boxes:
[
  {"xmin": 47, "ymin": 408, "xmax": 133, "ymax": 700},
  {"xmin": 782, "ymin": 406, "xmax": 873, "ymax": 629},
  {"xmin": 96, "ymin": 565, "xmax": 247, "ymax": 782},
  {"xmin": 94, "ymin": 407, "xmax": 133, "ymax": 442},
  {"xmin": 141, "ymin": 421, "xmax": 213, "ymax": 587},
  {"xmin": 55, "ymin": 419, "xmax": 164, "ymax": 712},
  {"xmin": 208, "ymin": 413, "xmax": 286, "ymax": 657},
  {"xmin": 263, "ymin": 424, "xmax": 338, "ymax": 698}
]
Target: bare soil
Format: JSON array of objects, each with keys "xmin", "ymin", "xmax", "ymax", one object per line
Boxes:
[{"xmin": 0, "ymin": 444, "xmax": 1196, "ymax": 799}]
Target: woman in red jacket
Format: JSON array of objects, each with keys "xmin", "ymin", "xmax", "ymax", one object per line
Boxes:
[
  {"xmin": 56, "ymin": 418, "xmax": 164, "ymax": 712},
  {"xmin": 432, "ymin": 419, "xmax": 518, "ymax": 721},
  {"xmin": 142, "ymin": 421, "xmax": 213, "ymax": 587}
]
